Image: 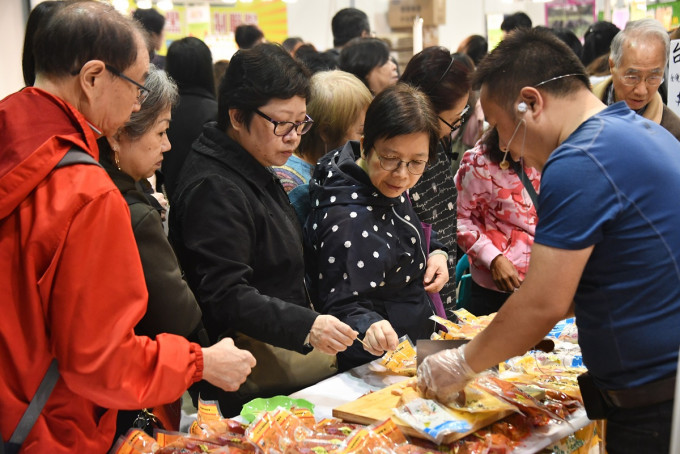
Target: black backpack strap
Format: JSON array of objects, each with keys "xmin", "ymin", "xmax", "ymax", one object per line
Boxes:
[
  {"xmin": 510, "ymin": 159, "xmax": 539, "ymax": 208},
  {"xmin": 2, "ymin": 147, "xmax": 91, "ymax": 453},
  {"xmin": 54, "ymin": 147, "xmax": 102, "ymax": 169},
  {"xmin": 3, "ymin": 359, "xmax": 59, "ymax": 454}
]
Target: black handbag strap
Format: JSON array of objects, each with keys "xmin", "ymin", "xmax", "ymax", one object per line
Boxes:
[
  {"xmin": 511, "ymin": 160, "xmax": 539, "ymax": 208},
  {"xmin": 3, "ymin": 359, "xmax": 59, "ymax": 454}
]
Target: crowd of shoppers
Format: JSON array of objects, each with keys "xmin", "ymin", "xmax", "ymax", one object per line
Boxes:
[{"xmin": 4, "ymin": 3, "xmax": 680, "ymax": 453}]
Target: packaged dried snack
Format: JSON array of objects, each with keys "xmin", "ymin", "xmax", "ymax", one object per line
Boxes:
[
  {"xmin": 471, "ymin": 376, "xmax": 565, "ymax": 426},
  {"xmin": 315, "ymin": 419, "xmax": 364, "ymax": 438},
  {"xmin": 337, "ymin": 423, "xmax": 398, "ymax": 453},
  {"xmin": 381, "ymin": 336, "xmax": 417, "ymax": 376},
  {"xmin": 392, "ymin": 398, "xmax": 472, "ymax": 444},
  {"xmin": 109, "ymin": 429, "xmax": 158, "ymax": 454},
  {"xmin": 444, "ymin": 383, "xmax": 518, "ymax": 415}
]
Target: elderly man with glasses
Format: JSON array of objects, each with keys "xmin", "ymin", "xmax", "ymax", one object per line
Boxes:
[
  {"xmin": 0, "ymin": 2, "xmax": 255, "ymax": 451},
  {"xmin": 592, "ymin": 18, "xmax": 680, "ymax": 141}
]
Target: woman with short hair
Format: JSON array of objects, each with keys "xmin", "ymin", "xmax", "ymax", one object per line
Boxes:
[
  {"xmin": 304, "ymin": 84, "xmax": 449, "ymax": 371},
  {"xmin": 99, "ymin": 65, "xmax": 216, "ymax": 437},
  {"xmin": 339, "ymin": 37, "xmax": 398, "ymax": 95},
  {"xmin": 168, "ymin": 43, "xmax": 358, "ymax": 416}
]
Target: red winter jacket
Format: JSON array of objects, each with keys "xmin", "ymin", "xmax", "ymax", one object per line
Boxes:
[{"xmin": 0, "ymin": 87, "xmax": 204, "ymax": 452}]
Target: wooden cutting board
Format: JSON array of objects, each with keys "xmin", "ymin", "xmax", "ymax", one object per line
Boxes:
[{"xmin": 332, "ymin": 380, "xmax": 513, "ymax": 444}]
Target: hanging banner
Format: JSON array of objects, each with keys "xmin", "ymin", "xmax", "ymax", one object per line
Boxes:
[
  {"xmin": 544, "ymin": 0, "xmax": 596, "ymax": 41},
  {"xmin": 113, "ymin": 1, "xmax": 289, "ymax": 61},
  {"xmin": 668, "ymin": 39, "xmax": 680, "ymax": 117}
]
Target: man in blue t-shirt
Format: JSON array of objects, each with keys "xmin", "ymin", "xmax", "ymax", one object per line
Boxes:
[{"xmin": 417, "ymin": 28, "xmax": 680, "ymax": 454}]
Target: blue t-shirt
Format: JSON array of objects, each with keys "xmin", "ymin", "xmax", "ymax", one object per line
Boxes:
[{"xmin": 536, "ymin": 102, "xmax": 680, "ymax": 390}]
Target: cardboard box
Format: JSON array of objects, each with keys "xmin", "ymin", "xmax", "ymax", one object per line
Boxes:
[{"xmin": 388, "ymin": 0, "xmax": 446, "ymax": 29}]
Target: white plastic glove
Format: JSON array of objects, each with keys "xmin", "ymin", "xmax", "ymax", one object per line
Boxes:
[{"xmin": 417, "ymin": 344, "xmax": 477, "ymax": 403}]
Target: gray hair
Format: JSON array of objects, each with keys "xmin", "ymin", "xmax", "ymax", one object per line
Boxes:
[
  {"xmin": 610, "ymin": 18, "xmax": 669, "ymax": 68},
  {"xmin": 120, "ymin": 64, "xmax": 179, "ymax": 140}
]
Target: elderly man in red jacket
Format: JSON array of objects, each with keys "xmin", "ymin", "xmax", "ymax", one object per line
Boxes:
[{"xmin": 0, "ymin": 2, "xmax": 254, "ymax": 452}]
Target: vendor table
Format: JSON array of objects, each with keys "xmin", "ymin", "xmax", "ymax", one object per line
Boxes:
[{"xmin": 289, "ymin": 362, "xmax": 592, "ymax": 453}]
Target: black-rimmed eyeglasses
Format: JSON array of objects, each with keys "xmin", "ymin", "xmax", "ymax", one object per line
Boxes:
[
  {"xmin": 439, "ymin": 105, "xmax": 470, "ymax": 134},
  {"xmin": 104, "ymin": 64, "xmax": 151, "ymax": 104},
  {"xmin": 254, "ymin": 109, "xmax": 314, "ymax": 136}
]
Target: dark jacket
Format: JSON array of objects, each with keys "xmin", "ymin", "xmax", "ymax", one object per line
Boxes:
[
  {"xmin": 410, "ymin": 141, "xmax": 458, "ymax": 307},
  {"xmin": 592, "ymin": 77, "xmax": 680, "ymax": 142},
  {"xmin": 304, "ymin": 141, "xmax": 438, "ymax": 370},
  {"xmin": 168, "ymin": 123, "xmax": 318, "ymax": 352},
  {"xmin": 99, "ymin": 139, "xmax": 204, "ymax": 440},
  {"xmin": 163, "ymin": 86, "xmax": 218, "ymax": 199},
  {"xmin": 99, "ymin": 139, "xmax": 202, "ymax": 339}
]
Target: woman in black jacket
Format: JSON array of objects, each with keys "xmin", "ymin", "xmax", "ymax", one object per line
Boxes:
[
  {"xmin": 99, "ymin": 65, "xmax": 254, "ymax": 437},
  {"xmin": 168, "ymin": 43, "xmax": 358, "ymax": 416}
]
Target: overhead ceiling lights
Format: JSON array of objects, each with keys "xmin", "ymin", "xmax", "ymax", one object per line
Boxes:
[
  {"xmin": 156, "ymin": 0, "xmax": 173, "ymax": 10},
  {"xmin": 136, "ymin": 0, "xmax": 153, "ymax": 9},
  {"xmin": 112, "ymin": 0, "xmax": 129, "ymax": 13}
]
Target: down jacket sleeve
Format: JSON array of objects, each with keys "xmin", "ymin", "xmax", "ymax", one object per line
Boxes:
[{"xmin": 49, "ymin": 189, "xmax": 202, "ymax": 410}]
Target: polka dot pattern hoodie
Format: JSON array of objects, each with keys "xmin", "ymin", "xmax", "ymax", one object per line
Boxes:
[{"xmin": 304, "ymin": 141, "xmax": 439, "ymax": 370}]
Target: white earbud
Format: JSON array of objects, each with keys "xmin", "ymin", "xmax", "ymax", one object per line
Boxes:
[{"xmin": 517, "ymin": 102, "xmax": 528, "ymax": 113}]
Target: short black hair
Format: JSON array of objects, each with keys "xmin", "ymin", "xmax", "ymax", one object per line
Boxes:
[
  {"xmin": 501, "ymin": 12, "xmax": 532, "ymax": 33},
  {"xmin": 332, "ymin": 8, "xmax": 370, "ymax": 48},
  {"xmin": 295, "ymin": 45, "xmax": 339, "ymax": 74},
  {"xmin": 339, "ymin": 37, "xmax": 390, "ymax": 92},
  {"xmin": 457, "ymin": 34, "xmax": 488, "ymax": 67},
  {"xmin": 363, "ymin": 84, "xmax": 439, "ymax": 163},
  {"xmin": 235, "ymin": 24, "xmax": 264, "ymax": 49},
  {"xmin": 217, "ymin": 43, "xmax": 310, "ymax": 131},
  {"xmin": 472, "ymin": 27, "xmax": 589, "ymax": 115},
  {"xmin": 133, "ymin": 8, "xmax": 165, "ymax": 35},
  {"xmin": 166, "ymin": 37, "xmax": 215, "ymax": 94},
  {"xmin": 282, "ymin": 37, "xmax": 303, "ymax": 53},
  {"xmin": 551, "ymin": 27, "xmax": 583, "ymax": 60},
  {"xmin": 22, "ymin": 1, "xmax": 66, "ymax": 86},
  {"xmin": 34, "ymin": 1, "xmax": 142, "ymax": 77},
  {"xmin": 399, "ymin": 46, "xmax": 471, "ymax": 114},
  {"xmin": 581, "ymin": 21, "xmax": 620, "ymax": 67}
]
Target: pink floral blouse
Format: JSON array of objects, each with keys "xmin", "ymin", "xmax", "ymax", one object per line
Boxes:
[{"xmin": 454, "ymin": 144, "xmax": 541, "ymax": 291}]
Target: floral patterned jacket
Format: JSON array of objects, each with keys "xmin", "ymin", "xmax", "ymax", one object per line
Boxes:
[{"xmin": 454, "ymin": 144, "xmax": 540, "ymax": 291}]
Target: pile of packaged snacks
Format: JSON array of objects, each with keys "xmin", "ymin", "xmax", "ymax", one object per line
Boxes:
[
  {"xmin": 111, "ymin": 375, "xmax": 585, "ymax": 454},
  {"xmin": 111, "ymin": 398, "xmax": 445, "ymax": 454},
  {"xmin": 390, "ymin": 373, "xmax": 583, "ymax": 446}
]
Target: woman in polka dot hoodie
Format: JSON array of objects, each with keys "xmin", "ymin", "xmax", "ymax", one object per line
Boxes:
[{"xmin": 304, "ymin": 84, "xmax": 450, "ymax": 370}]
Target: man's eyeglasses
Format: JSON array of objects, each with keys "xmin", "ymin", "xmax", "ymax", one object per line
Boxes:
[
  {"xmin": 620, "ymin": 72, "xmax": 664, "ymax": 88},
  {"xmin": 375, "ymin": 150, "xmax": 428, "ymax": 175},
  {"xmin": 254, "ymin": 109, "xmax": 314, "ymax": 136},
  {"xmin": 105, "ymin": 64, "xmax": 151, "ymax": 104},
  {"xmin": 439, "ymin": 105, "xmax": 470, "ymax": 134}
]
